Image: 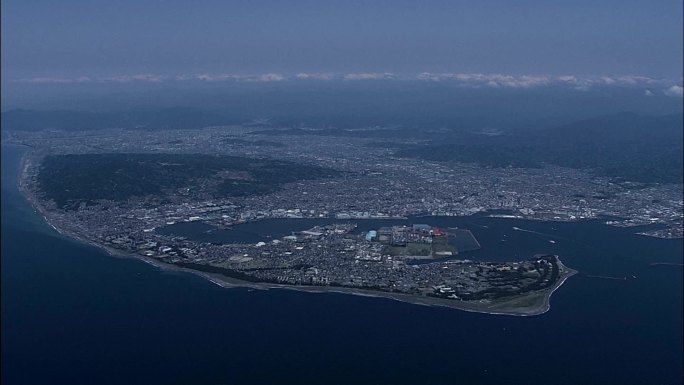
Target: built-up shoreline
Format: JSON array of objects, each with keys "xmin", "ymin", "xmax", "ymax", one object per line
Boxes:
[{"xmin": 15, "ymin": 148, "xmax": 577, "ymax": 316}]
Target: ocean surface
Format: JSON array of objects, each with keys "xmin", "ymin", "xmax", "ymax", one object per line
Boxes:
[{"xmin": 2, "ymin": 144, "xmax": 682, "ymax": 385}]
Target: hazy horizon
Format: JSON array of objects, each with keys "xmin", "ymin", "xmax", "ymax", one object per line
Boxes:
[{"xmin": 2, "ymin": 0, "xmax": 682, "ymax": 81}]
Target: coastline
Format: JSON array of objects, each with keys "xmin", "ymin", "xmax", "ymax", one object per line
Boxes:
[{"xmin": 15, "ymin": 147, "xmax": 576, "ymax": 316}]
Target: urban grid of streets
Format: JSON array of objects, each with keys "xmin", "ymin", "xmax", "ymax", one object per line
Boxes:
[{"xmin": 6, "ymin": 126, "xmax": 681, "ymax": 310}]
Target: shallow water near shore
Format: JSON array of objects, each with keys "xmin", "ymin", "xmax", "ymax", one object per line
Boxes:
[{"xmin": 2, "ymin": 144, "xmax": 682, "ymax": 385}]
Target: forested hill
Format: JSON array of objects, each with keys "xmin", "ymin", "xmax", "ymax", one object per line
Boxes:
[{"xmin": 397, "ymin": 113, "xmax": 683, "ymax": 184}]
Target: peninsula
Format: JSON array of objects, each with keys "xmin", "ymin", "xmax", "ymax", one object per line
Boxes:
[{"xmin": 16, "ymin": 148, "xmax": 579, "ymax": 316}]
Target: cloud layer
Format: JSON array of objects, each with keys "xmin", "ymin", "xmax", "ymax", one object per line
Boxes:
[
  {"xmin": 664, "ymin": 85, "xmax": 684, "ymax": 97},
  {"xmin": 13, "ymin": 72, "xmax": 682, "ymax": 96}
]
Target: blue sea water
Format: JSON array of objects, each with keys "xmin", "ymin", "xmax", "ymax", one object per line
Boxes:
[{"xmin": 2, "ymin": 144, "xmax": 682, "ymax": 385}]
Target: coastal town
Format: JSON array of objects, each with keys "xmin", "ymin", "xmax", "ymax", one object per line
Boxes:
[
  {"xmin": 8, "ymin": 126, "xmax": 682, "ymax": 237},
  {"xmin": 8, "ymin": 125, "xmax": 683, "ymax": 313}
]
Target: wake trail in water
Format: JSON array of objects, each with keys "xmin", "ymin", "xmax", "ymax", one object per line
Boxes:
[
  {"xmin": 512, "ymin": 226, "xmax": 568, "ymax": 240},
  {"xmin": 511, "ymin": 226, "xmax": 596, "ymax": 250}
]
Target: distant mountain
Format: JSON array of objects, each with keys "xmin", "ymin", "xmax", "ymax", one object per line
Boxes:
[
  {"xmin": 6, "ymin": 81, "xmax": 682, "ymax": 131},
  {"xmin": 539, "ymin": 112, "xmax": 682, "ymax": 145},
  {"xmin": 398, "ymin": 113, "xmax": 683, "ymax": 184},
  {"xmin": 1, "ymin": 109, "xmax": 126, "ymax": 131},
  {"xmin": 3, "ymin": 104, "xmax": 681, "ymax": 183},
  {"xmin": 1, "ymin": 107, "xmax": 237, "ymax": 131},
  {"xmin": 535, "ymin": 113, "xmax": 682, "ymax": 182}
]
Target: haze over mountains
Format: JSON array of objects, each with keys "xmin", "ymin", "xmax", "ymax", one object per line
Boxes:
[
  {"xmin": 3, "ymin": 79, "xmax": 682, "ymax": 126},
  {"xmin": 2, "ymin": 81, "xmax": 682, "ymax": 184},
  {"xmin": 398, "ymin": 112, "xmax": 683, "ymax": 184}
]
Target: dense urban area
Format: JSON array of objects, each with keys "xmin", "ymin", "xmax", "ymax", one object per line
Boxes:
[{"xmin": 6, "ymin": 125, "xmax": 682, "ymax": 312}]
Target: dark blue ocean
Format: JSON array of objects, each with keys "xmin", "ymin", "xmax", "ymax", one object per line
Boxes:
[{"xmin": 2, "ymin": 144, "xmax": 682, "ymax": 385}]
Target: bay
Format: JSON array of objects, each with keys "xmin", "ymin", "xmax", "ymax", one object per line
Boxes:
[{"xmin": 2, "ymin": 144, "xmax": 682, "ymax": 385}]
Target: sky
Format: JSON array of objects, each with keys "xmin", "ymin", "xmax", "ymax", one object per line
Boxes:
[{"xmin": 1, "ymin": 0, "xmax": 682, "ymax": 82}]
